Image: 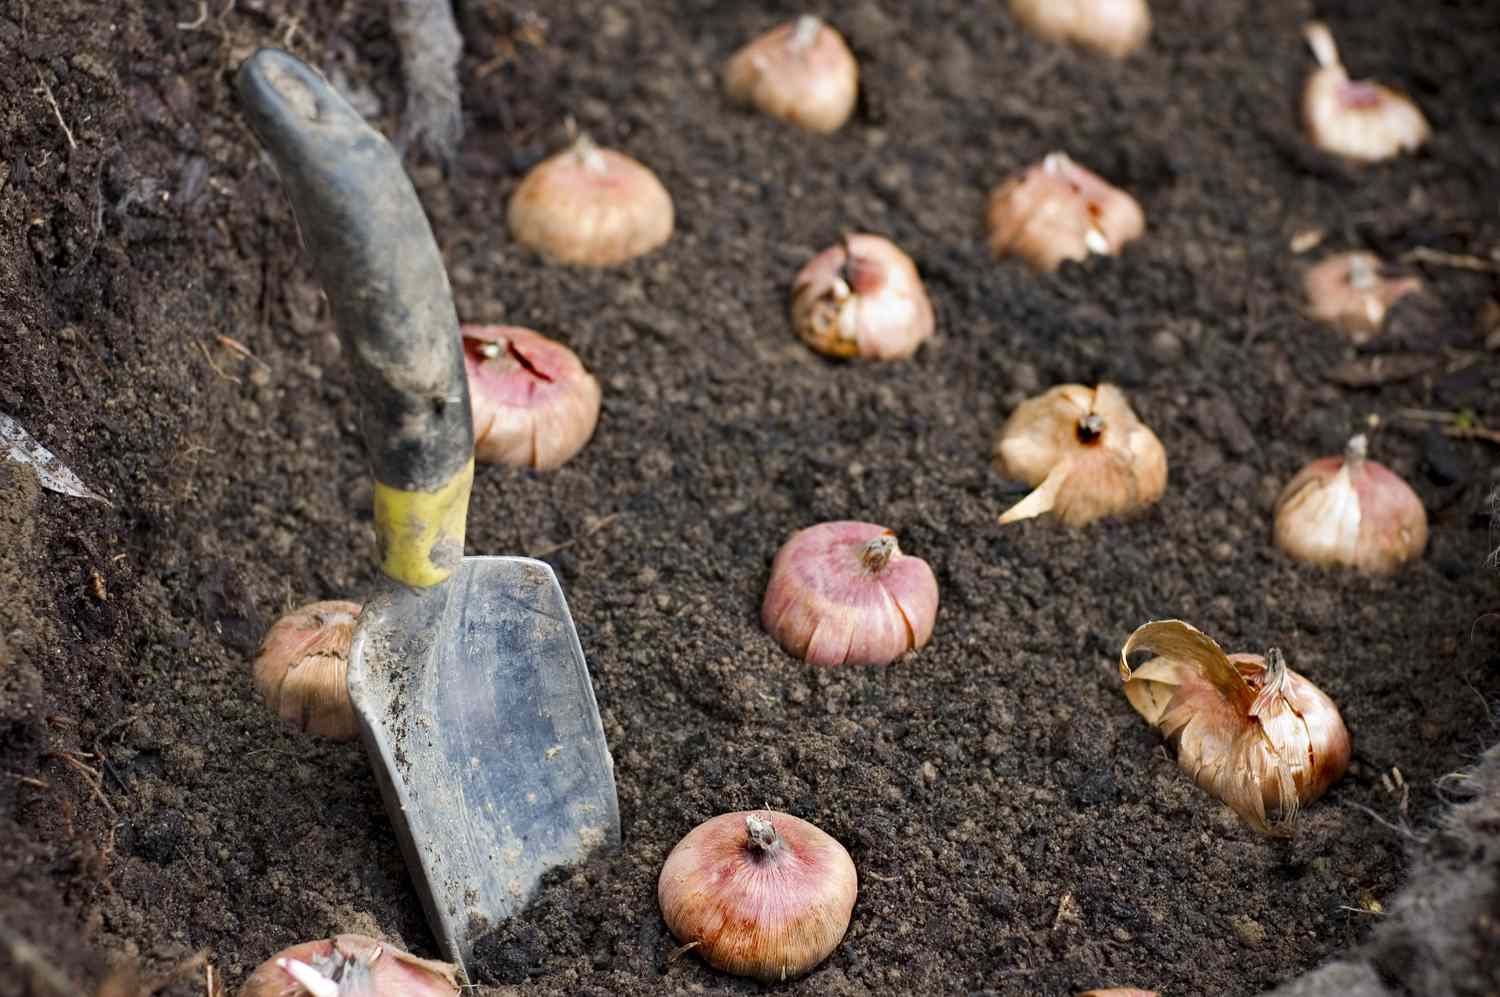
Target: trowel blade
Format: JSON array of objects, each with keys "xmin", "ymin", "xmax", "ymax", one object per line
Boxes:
[{"xmin": 347, "ymin": 555, "xmax": 619, "ymax": 977}]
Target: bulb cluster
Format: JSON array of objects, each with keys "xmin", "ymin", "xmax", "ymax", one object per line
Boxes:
[{"xmin": 240, "ymin": 9, "xmax": 1451, "ymax": 989}]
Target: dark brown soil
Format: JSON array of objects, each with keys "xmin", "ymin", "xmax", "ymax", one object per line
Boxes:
[{"xmin": 3, "ymin": 1, "xmax": 1499, "ymax": 995}]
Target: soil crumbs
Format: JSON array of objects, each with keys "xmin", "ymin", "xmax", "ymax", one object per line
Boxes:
[{"xmin": 2, "ymin": 1, "xmax": 1499, "ymax": 996}]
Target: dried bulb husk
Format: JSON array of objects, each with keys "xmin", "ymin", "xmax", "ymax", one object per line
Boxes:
[
  {"xmin": 992, "ymin": 384, "xmax": 1166, "ymax": 527},
  {"xmin": 1302, "ymin": 22, "xmax": 1429, "ymax": 162},
  {"xmin": 252, "ymin": 601, "xmax": 362, "ymax": 741},
  {"xmin": 1303, "ymin": 252, "xmax": 1422, "ymax": 342},
  {"xmin": 790, "ymin": 234, "xmax": 935, "ymax": 360},
  {"xmin": 658, "ymin": 810, "xmax": 858, "ymax": 982},
  {"xmin": 239, "ymin": 934, "xmax": 459, "ymax": 997},
  {"xmin": 1078, "ymin": 991, "xmax": 1159, "ymax": 997},
  {"xmin": 461, "ymin": 325, "xmax": 602, "ymax": 470},
  {"xmin": 1010, "ymin": 0, "xmax": 1151, "ymax": 59},
  {"xmin": 507, "ymin": 133, "xmax": 674, "ymax": 266},
  {"xmin": 762, "ymin": 521, "xmax": 939, "ymax": 667},
  {"xmin": 986, "ymin": 153, "xmax": 1145, "ymax": 272},
  {"xmin": 724, "ymin": 16, "xmax": 858, "ymax": 133},
  {"xmin": 1120, "ymin": 620, "xmax": 1352, "ymax": 835},
  {"xmin": 1274, "ymin": 434, "xmax": 1428, "ymax": 574}
]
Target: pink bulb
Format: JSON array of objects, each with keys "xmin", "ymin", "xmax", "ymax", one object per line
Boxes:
[
  {"xmin": 507, "ymin": 134, "xmax": 673, "ymax": 266},
  {"xmin": 762, "ymin": 521, "xmax": 939, "ymax": 667},
  {"xmin": 252, "ymin": 600, "xmax": 362, "ymax": 741},
  {"xmin": 789, "ymin": 234, "xmax": 935, "ymax": 360},
  {"xmin": 987, "ymin": 152, "xmax": 1144, "ymax": 272},
  {"xmin": 238, "ymin": 935, "xmax": 458, "ymax": 997},
  {"xmin": 657, "ymin": 810, "xmax": 857, "ymax": 982},
  {"xmin": 1010, "ymin": 0, "xmax": 1151, "ymax": 59},
  {"xmin": 1273, "ymin": 434, "xmax": 1428, "ymax": 575},
  {"xmin": 724, "ymin": 16, "xmax": 859, "ymax": 134},
  {"xmin": 461, "ymin": 325, "xmax": 602, "ymax": 471},
  {"xmin": 1303, "ymin": 252, "xmax": 1422, "ymax": 342},
  {"xmin": 1301, "ymin": 22, "xmax": 1429, "ymax": 162}
]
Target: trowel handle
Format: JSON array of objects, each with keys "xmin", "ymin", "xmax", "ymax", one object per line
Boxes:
[{"xmin": 237, "ymin": 49, "xmax": 473, "ymax": 588}]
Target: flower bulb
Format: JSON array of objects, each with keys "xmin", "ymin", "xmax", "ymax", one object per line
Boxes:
[
  {"xmin": 1120, "ymin": 620, "xmax": 1351, "ymax": 835},
  {"xmin": 462, "ymin": 325, "xmax": 601, "ymax": 470},
  {"xmin": 790, "ymin": 234, "xmax": 935, "ymax": 360},
  {"xmin": 239, "ymin": 935, "xmax": 458, "ymax": 997},
  {"xmin": 1303, "ymin": 252, "xmax": 1422, "ymax": 342},
  {"xmin": 724, "ymin": 16, "xmax": 858, "ymax": 133},
  {"xmin": 762, "ymin": 521, "xmax": 939, "ymax": 667},
  {"xmin": 993, "ymin": 384, "xmax": 1166, "ymax": 526},
  {"xmin": 252, "ymin": 601, "xmax": 362, "ymax": 741},
  {"xmin": 1273, "ymin": 434, "xmax": 1428, "ymax": 574},
  {"xmin": 1010, "ymin": 0, "xmax": 1151, "ymax": 59},
  {"xmin": 987, "ymin": 153, "xmax": 1145, "ymax": 272},
  {"xmin": 1302, "ymin": 21, "xmax": 1429, "ymax": 162},
  {"xmin": 508, "ymin": 133, "xmax": 673, "ymax": 266},
  {"xmin": 658, "ymin": 810, "xmax": 857, "ymax": 982}
]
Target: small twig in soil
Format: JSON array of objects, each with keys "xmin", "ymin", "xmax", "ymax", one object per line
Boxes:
[
  {"xmin": 197, "ymin": 340, "xmax": 241, "ymax": 384},
  {"xmin": 181, "ymin": 445, "xmax": 217, "ymax": 462},
  {"xmin": 1402, "ymin": 246, "xmax": 1500, "ymax": 273},
  {"xmin": 51, "ymin": 750, "xmax": 118, "ymax": 818},
  {"xmin": 1380, "ymin": 766, "xmax": 1410, "ymax": 815},
  {"xmin": 177, "ymin": 0, "xmax": 209, "ymax": 30},
  {"xmin": 1393, "ymin": 407, "xmax": 1500, "ymax": 445},
  {"xmin": 1351, "ymin": 803, "xmax": 1430, "ymax": 844},
  {"xmin": 666, "ymin": 940, "xmax": 701, "ymax": 964},
  {"xmin": 5, "ymin": 771, "xmax": 49, "ymax": 789},
  {"xmin": 1338, "ymin": 905, "xmax": 1388, "ymax": 916},
  {"xmin": 35, "ymin": 67, "xmax": 77, "ymax": 151},
  {"xmin": 215, "ymin": 334, "xmax": 270, "ymax": 370},
  {"xmin": 177, "ymin": 0, "xmax": 236, "ymax": 49}
]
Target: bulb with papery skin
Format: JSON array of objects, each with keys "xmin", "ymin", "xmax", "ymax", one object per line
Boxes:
[
  {"xmin": 252, "ymin": 601, "xmax": 362, "ymax": 741},
  {"xmin": 1303, "ymin": 252, "xmax": 1422, "ymax": 342},
  {"xmin": 1120, "ymin": 620, "xmax": 1351, "ymax": 836},
  {"xmin": 1302, "ymin": 21, "xmax": 1429, "ymax": 162},
  {"xmin": 508, "ymin": 133, "xmax": 673, "ymax": 265},
  {"xmin": 239, "ymin": 935, "xmax": 459, "ymax": 997},
  {"xmin": 461, "ymin": 325, "xmax": 601, "ymax": 470},
  {"xmin": 993, "ymin": 384, "xmax": 1166, "ymax": 526},
  {"xmin": 986, "ymin": 153, "xmax": 1145, "ymax": 272},
  {"xmin": 1010, "ymin": 0, "xmax": 1151, "ymax": 59},
  {"xmin": 724, "ymin": 16, "xmax": 858, "ymax": 133},
  {"xmin": 1273, "ymin": 434, "xmax": 1428, "ymax": 575},
  {"xmin": 762, "ymin": 521, "xmax": 939, "ymax": 667},
  {"xmin": 658, "ymin": 810, "xmax": 857, "ymax": 983},
  {"xmin": 790, "ymin": 234, "xmax": 935, "ymax": 360}
]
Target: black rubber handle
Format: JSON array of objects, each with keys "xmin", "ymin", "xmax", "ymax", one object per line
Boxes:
[{"xmin": 237, "ymin": 49, "xmax": 473, "ymax": 586}]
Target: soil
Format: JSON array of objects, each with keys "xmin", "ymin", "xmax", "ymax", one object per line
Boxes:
[{"xmin": 2, "ymin": 1, "xmax": 1499, "ymax": 996}]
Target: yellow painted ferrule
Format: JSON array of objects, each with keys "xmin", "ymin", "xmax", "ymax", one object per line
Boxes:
[{"xmin": 372, "ymin": 459, "xmax": 474, "ymax": 587}]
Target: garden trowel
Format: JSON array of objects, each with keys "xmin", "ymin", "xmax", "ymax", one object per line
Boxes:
[{"xmin": 236, "ymin": 49, "xmax": 620, "ymax": 979}]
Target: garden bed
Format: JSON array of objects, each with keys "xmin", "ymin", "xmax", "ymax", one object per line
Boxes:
[{"xmin": 1, "ymin": 1, "xmax": 1498, "ymax": 994}]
